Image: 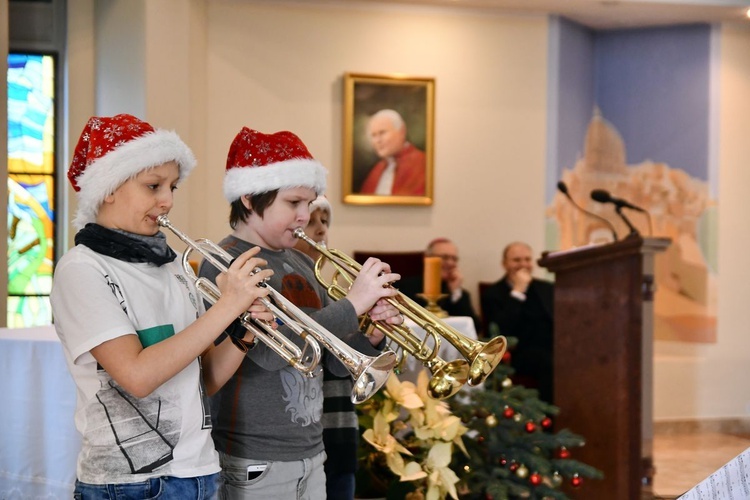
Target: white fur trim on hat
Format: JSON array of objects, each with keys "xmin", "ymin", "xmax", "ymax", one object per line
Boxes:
[
  {"xmin": 223, "ymin": 158, "xmax": 327, "ymax": 202},
  {"xmin": 73, "ymin": 129, "xmax": 196, "ymax": 230},
  {"xmin": 309, "ymin": 195, "xmax": 332, "ymax": 224}
]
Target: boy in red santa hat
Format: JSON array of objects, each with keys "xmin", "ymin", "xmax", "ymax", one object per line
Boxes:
[
  {"xmin": 51, "ymin": 114, "xmax": 273, "ymax": 498},
  {"xmin": 199, "ymin": 127, "xmax": 403, "ymax": 499}
]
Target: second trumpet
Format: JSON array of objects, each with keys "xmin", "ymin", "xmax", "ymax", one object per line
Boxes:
[{"xmin": 294, "ymin": 228, "xmax": 507, "ymax": 400}]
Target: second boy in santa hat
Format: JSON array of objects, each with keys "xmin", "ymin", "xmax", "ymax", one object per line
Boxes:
[{"xmin": 200, "ymin": 127, "xmax": 403, "ymax": 499}]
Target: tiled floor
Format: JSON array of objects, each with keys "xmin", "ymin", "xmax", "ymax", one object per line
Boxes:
[{"xmin": 652, "ymin": 431, "xmax": 750, "ymax": 498}]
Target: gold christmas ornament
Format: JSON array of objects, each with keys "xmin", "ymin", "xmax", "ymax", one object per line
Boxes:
[
  {"xmin": 516, "ymin": 464, "xmax": 529, "ymax": 479},
  {"xmin": 485, "ymin": 414, "xmax": 498, "ymax": 427},
  {"xmin": 551, "ymin": 471, "xmax": 563, "ymax": 487}
]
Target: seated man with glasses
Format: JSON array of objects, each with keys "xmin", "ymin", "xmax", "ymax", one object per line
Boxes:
[{"xmin": 399, "ymin": 237, "xmax": 481, "ymax": 334}]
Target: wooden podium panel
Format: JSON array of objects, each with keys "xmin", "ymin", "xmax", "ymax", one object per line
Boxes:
[{"xmin": 539, "ymin": 236, "xmax": 670, "ymax": 500}]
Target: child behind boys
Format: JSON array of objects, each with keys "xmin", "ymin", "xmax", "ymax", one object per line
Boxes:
[{"xmin": 293, "ymin": 196, "xmax": 358, "ymax": 500}]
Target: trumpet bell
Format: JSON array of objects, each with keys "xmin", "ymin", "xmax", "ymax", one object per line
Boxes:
[
  {"xmin": 352, "ymin": 350, "xmax": 398, "ymax": 404},
  {"xmin": 467, "ymin": 335, "xmax": 507, "ymax": 386},
  {"xmin": 428, "ymin": 359, "xmax": 470, "ymax": 400}
]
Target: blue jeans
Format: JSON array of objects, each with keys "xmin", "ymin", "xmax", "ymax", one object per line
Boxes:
[{"xmin": 73, "ymin": 474, "xmax": 219, "ymax": 499}]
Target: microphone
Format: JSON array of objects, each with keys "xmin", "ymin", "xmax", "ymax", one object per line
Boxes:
[
  {"xmin": 556, "ymin": 181, "xmax": 618, "ymax": 242},
  {"xmin": 590, "ymin": 189, "xmax": 646, "ymax": 212},
  {"xmin": 590, "ymin": 189, "xmax": 650, "ymax": 237}
]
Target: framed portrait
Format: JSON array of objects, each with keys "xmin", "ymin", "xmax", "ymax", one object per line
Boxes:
[{"xmin": 342, "ymin": 73, "xmax": 435, "ymax": 206}]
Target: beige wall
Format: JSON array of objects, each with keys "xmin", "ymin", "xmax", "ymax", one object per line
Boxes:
[
  {"xmin": 67, "ymin": 0, "xmax": 205, "ymax": 246},
  {"xmin": 66, "ymin": 0, "xmax": 95, "ymax": 247},
  {"xmin": 62, "ymin": 0, "xmax": 750, "ymax": 420},
  {"xmin": 195, "ymin": 0, "xmax": 550, "ymax": 279}
]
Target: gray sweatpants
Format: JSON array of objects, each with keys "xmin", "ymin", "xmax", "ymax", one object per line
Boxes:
[{"xmin": 218, "ymin": 450, "xmax": 327, "ymax": 500}]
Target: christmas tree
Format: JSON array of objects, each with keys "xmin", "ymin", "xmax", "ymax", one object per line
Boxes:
[
  {"xmin": 450, "ymin": 329, "xmax": 603, "ymax": 499},
  {"xmin": 356, "ymin": 327, "xmax": 603, "ymax": 500}
]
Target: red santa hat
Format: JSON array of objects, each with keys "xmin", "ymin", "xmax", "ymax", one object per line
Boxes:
[
  {"xmin": 223, "ymin": 127, "xmax": 327, "ymax": 202},
  {"xmin": 309, "ymin": 195, "xmax": 332, "ymax": 225},
  {"xmin": 68, "ymin": 113, "xmax": 196, "ymax": 230}
]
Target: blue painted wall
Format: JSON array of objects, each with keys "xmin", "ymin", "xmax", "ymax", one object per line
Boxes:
[
  {"xmin": 549, "ymin": 21, "xmax": 712, "ymax": 188},
  {"xmin": 594, "ymin": 24, "xmax": 711, "ymax": 180}
]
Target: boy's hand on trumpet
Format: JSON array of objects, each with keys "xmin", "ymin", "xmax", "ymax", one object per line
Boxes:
[
  {"xmin": 365, "ymin": 298, "xmax": 405, "ymax": 345},
  {"xmin": 216, "ymin": 246, "xmax": 275, "ymax": 326},
  {"xmin": 346, "ymin": 257, "xmax": 400, "ymax": 316}
]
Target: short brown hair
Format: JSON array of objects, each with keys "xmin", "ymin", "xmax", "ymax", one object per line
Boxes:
[{"xmin": 229, "ymin": 190, "xmax": 279, "ymax": 229}]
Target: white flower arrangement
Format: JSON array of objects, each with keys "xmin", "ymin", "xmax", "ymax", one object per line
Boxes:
[{"xmin": 359, "ymin": 370, "xmax": 469, "ymax": 500}]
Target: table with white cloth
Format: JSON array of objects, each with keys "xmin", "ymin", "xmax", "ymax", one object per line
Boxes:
[
  {"xmin": 395, "ymin": 316, "xmax": 480, "ymax": 392},
  {"xmin": 0, "ymin": 326, "xmax": 79, "ymax": 499}
]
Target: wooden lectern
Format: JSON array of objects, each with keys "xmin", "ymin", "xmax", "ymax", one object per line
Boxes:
[{"xmin": 538, "ymin": 236, "xmax": 670, "ymax": 500}]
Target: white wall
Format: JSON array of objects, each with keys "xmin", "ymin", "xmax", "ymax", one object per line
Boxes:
[{"xmin": 62, "ymin": 0, "xmax": 750, "ymax": 421}]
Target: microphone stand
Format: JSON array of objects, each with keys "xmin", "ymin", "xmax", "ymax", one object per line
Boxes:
[
  {"xmin": 616, "ymin": 206, "xmax": 640, "ymax": 238},
  {"xmin": 558, "ymin": 183, "xmax": 618, "ymax": 242}
]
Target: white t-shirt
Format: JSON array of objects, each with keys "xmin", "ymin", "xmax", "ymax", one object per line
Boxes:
[{"xmin": 50, "ymin": 245, "xmax": 219, "ymax": 484}]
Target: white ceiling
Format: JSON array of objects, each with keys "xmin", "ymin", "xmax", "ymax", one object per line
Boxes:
[{"xmin": 343, "ymin": 0, "xmax": 750, "ymax": 30}]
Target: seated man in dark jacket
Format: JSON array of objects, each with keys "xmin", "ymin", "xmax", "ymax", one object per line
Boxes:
[
  {"xmin": 481, "ymin": 242, "xmax": 554, "ymax": 403},
  {"xmin": 399, "ymin": 237, "xmax": 481, "ymax": 334}
]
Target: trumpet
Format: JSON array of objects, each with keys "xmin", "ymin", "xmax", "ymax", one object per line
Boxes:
[
  {"xmin": 294, "ymin": 228, "xmax": 508, "ymax": 400},
  {"xmin": 157, "ymin": 215, "xmax": 397, "ymax": 404}
]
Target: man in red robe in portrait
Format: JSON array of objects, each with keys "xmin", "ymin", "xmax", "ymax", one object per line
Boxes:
[{"xmin": 359, "ymin": 109, "xmax": 426, "ymax": 196}]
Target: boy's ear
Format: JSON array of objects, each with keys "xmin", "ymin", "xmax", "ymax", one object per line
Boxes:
[{"xmin": 241, "ymin": 195, "xmax": 253, "ymax": 211}]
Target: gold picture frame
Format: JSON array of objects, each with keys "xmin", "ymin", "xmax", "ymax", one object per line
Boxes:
[{"xmin": 342, "ymin": 73, "xmax": 435, "ymax": 205}]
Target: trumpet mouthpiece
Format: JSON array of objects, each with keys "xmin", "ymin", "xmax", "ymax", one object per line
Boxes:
[{"xmin": 156, "ymin": 214, "xmax": 170, "ymax": 227}]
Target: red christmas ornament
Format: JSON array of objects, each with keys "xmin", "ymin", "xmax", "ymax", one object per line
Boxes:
[
  {"xmin": 557, "ymin": 446, "xmax": 571, "ymax": 459},
  {"xmin": 571, "ymin": 474, "xmax": 583, "ymax": 487},
  {"xmin": 509, "ymin": 462, "xmax": 519, "ymax": 472},
  {"xmin": 477, "ymin": 435, "xmax": 485, "ymax": 444},
  {"xmin": 498, "ymin": 456, "xmax": 507, "ymax": 466},
  {"xmin": 529, "ymin": 473, "xmax": 542, "ymax": 486},
  {"xmin": 541, "ymin": 417, "xmax": 553, "ymax": 429},
  {"xmin": 502, "ymin": 407, "xmax": 515, "ymax": 419},
  {"xmin": 484, "ymin": 494, "xmax": 493, "ymax": 500},
  {"xmin": 502, "ymin": 351, "xmax": 511, "ymax": 363},
  {"xmin": 525, "ymin": 421, "xmax": 536, "ymax": 433}
]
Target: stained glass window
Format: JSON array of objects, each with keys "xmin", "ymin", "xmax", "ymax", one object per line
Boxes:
[{"xmin": 7, "ymin": 53, "xmax": 56, "ymax": 327}]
